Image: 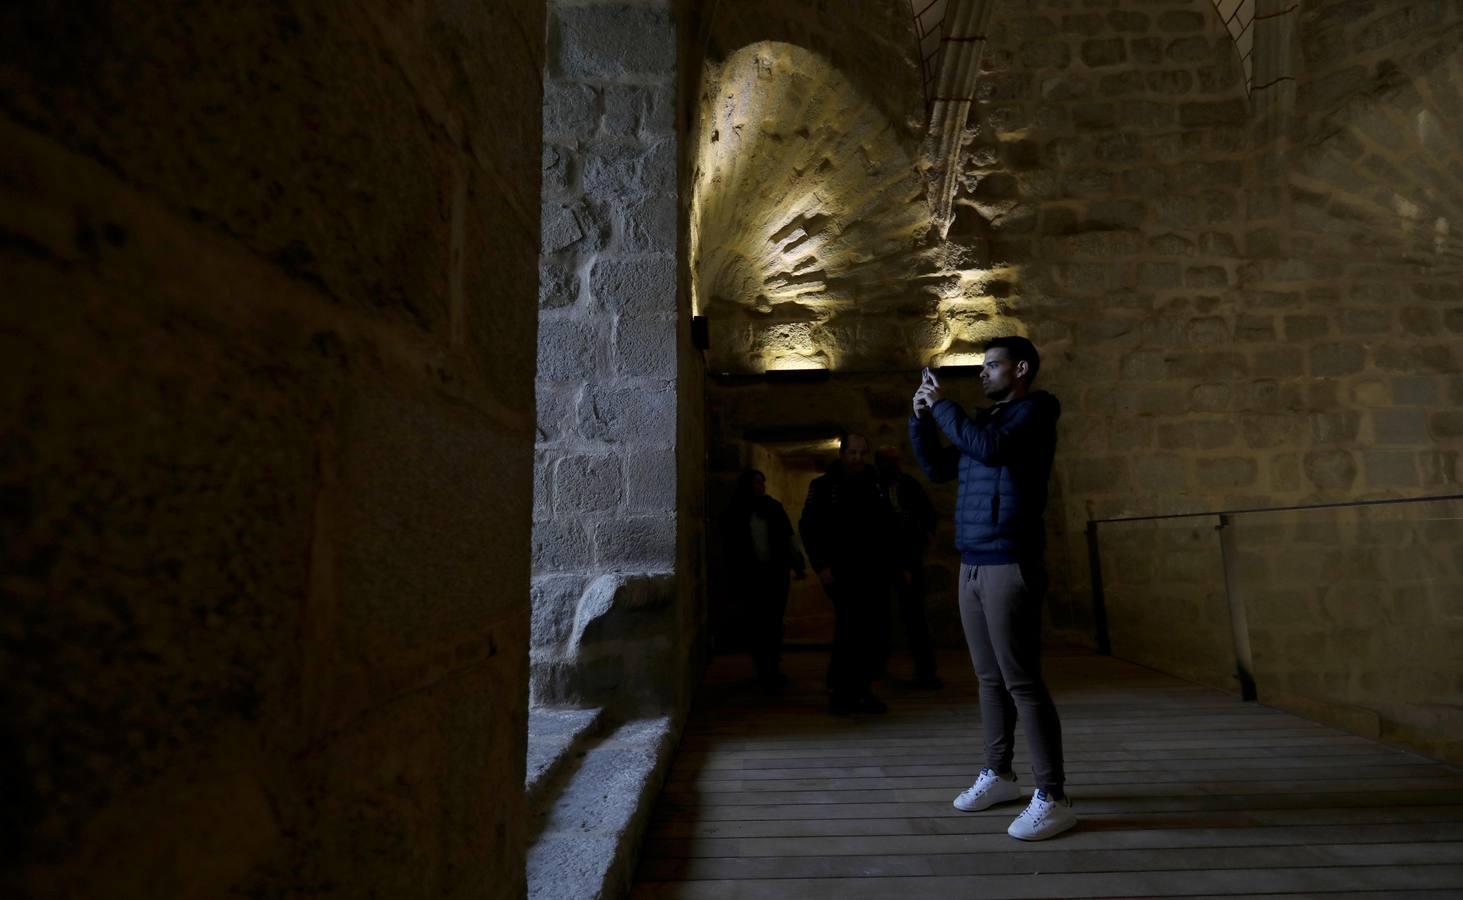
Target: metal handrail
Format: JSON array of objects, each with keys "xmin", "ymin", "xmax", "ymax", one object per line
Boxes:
[{"xmin": 1084, "ymin": 492, "xmax": 1463, "ymax": 701}]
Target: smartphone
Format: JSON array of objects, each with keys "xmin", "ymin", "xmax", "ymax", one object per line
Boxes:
[{"xmin": 921, "ymin": 366, "xmax": 933, "ymax": 384}]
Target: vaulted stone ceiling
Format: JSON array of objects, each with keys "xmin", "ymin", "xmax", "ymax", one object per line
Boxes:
[{"xmin": 692, "ymin": 41, "xmax": 939, "ymax": 373}]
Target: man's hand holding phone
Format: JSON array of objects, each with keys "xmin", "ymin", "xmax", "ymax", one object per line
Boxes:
[{"xmin": 913, "ymin": 367, "xmax": 942, "ymax": 416}]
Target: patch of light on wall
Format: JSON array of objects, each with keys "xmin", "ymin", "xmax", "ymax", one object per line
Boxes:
[
  {"xmin": 935, "ymin": 350, "xmax": 985, "ymax": 368},
  {"xmin": 763, "ymin": 354, "xmax": 828, "ymax": 372}
]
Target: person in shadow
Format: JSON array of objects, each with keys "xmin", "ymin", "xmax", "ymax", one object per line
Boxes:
[
  {"xmin": 800, "ymin": 433, "xmax": 897, "ymax": 715},
  {"xmin": 720, "ymin": 468, "xmax": 805, "ymax": 690},
  {"xmin": 875, "ymin": 445, "xmax": 942, "ymax": 689}
]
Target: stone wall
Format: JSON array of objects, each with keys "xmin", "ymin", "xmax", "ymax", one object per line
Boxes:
[
  {"xmin": 696, "ymin": 0, "xmax": 1462, "ymax": 759},
  {"xmin": 532, "ymin": 0, "xmax": 697, "ymax": 718},
  {"xmin": 0, "ymin": 2, "xmax": 543, "ymax": 898}
]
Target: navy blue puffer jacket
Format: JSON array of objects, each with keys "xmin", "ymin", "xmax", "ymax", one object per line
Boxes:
[{"xmin": 908, "ymin": 391, "xmax": 1061, "ymax": 564}]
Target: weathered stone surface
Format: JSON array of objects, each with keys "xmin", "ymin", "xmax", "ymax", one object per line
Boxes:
[
  {"xmin": 577, "ymin": 384, "xmax": 677, "ymax": 446},
  {"xmin": 1304, "ymin": 450, "xmax": 1359, "ymax": 490},
  {"xmin": 593, "ymin": 516, "xmax": 677, "ymax": 568},
  {"xmin": 590, "ymin": 255, "xmax": 677, "ymax": 316},
  {"xmin": 538, "ymin": 316, "xmax": 606, "ymax": 382},
  {"xmin": 554, "ymin": 454, "xmax": 625, "ymax": 516},
  {"xmin": 555, "ymin": 5, "xmax": 675, "ymax": 79},
  {"xmin": 533, "ymin": 575, "xmax": 590, "ymax": 651}
]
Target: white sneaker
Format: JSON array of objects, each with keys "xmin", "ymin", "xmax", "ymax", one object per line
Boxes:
[
  {"xmin": 1007, "ymin": 790, "xmax": 1077, "ymax": 840},
  {"xmin": 953, "ymin": 768, "xmax": 1022, "ymax": 812}
]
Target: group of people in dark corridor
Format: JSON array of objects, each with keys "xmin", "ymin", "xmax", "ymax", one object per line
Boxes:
[{"xmin": 719, "ymin": 335, "xmax": 1079, "ymax": 841}]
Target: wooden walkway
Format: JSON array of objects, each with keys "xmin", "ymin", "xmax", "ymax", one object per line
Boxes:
[{"xmin": 632, "ymin": 648, "xmax": 1463, "ymax": 899}]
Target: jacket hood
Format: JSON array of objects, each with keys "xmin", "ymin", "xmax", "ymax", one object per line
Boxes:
[{"xmin": 1009, "ymin": 389, "xmax": 1060, "ymax": 420}]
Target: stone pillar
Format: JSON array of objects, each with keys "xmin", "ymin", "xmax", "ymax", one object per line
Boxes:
[{"xmin": 533, "ymin": 0, "xmax": 685, "ymax": 714}]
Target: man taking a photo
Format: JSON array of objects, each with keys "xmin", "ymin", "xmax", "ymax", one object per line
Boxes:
[{"xmin": 910, "ymin": 336, "xmax": 1074, "ymax": 841}]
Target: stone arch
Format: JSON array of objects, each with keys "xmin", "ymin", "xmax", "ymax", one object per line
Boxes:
[{"xmin": 691, "ymin": 40, "xmax": 934, "ymax": 373}]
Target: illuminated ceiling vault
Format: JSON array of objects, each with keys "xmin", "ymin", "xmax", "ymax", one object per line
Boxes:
[{"xmin": 691, "ymin": 42, "xmax": 946, "ymax": 373}]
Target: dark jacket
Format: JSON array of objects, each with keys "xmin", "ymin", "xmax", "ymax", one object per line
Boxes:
[
  {"xmin": 883, "ymin": 471, "xmax": 937, "ymax": 570},
  {"xmin": 721, "ymin": 495, "xmax": 804, "ymax": 581},
  {"xmin": 908, "ymin": 391, "xmax": 1061, "ymax": 565},
  {"xmin": 799, "ymin": 462, "xmax": 896, "ymax": 574}
]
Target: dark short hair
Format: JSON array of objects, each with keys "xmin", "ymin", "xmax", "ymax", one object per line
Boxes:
[
  {"xmin": 839, "ymin": 432, "xmax": 869, "ymax": 452},
  {"xmin": 984, "ymin": 335, "xmax": 1040, "ymax": 383}
]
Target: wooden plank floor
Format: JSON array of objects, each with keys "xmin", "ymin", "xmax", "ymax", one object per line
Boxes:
[{"xmin": 632, "ymin": 647, "xmax": 1463, "ymax": 899}]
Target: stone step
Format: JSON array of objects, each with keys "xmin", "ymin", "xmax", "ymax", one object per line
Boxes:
[
  {"xmin": 526, "ymin": 706, "xmax": 607, "ymax": 810},
  {"xmin": 528, "ymin": 716, "xmax": 677, "ymax": 900}
]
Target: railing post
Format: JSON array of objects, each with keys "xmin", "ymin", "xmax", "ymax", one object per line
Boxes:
[
  {"xmin": 1216, "ymin": 513, "xmax": 1258, "ymax": 702},
  {"xmin": 1085, "ymin": 521, "xmax": 1111, "ymax": 656}
]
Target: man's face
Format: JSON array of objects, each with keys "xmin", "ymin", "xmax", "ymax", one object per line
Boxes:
[
  {"xmin": 841, "ymin": 436, "xmax": 869, "ymax": 473},
  {"xmin": 751, "ymin": 474, "xmax": 766, "ymax": 496},
  {"xmin": 981, "ymin": 348, "xmax": 1024, "ymax": 401}
]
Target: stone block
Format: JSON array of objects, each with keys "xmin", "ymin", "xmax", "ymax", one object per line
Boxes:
[
  {"xmin": 1428, "ymin": 411, "xmax": 1463, "ymax": 439},
  {"xmin": 583, "ymin": 141, "xmax": 645, "ymax": 199},
  {"xmin": 1284, "ymin": 315, "xmax": 1328, "ymax": 341},
  {"xmin": 543, "ymin": 144, "xmax": 575, "ymax": 198},
  {"xmin": 544, "ymin": 82, "xmax": 599, "ymax": 140},
  {"xmin": 537, "ymin": 315, "xmax": 605, "ymax": 383},
  {"xmin": 590, "ymin": 255, "xmax": 675, "ymax": 317},
  {"xmin": 1137, "ymin": 261, "xmax": 1182, "ymax": 289},
  {"xmin": 534, "ymin": 451, "xmax": 555, "ymax": 522},
  {"xmin": 576, "ymin": 383, "xmax": 676, "ymax": 446},
  {"xmin": 1088, "ymin": 199, "xmax": 1146, "ymax": 228},
  {"xmin": 1372, "ymin": 409, "xmax": 1429, "ymax": 445},
  {"xmin": 1340, "ymin": 307, "xmax": 1391, "ymax": 335},
  {"xmin": 1158, "ymin": 10, "xmax": 1206, "ymax": 32},
  {"xmin": 1252, "ymin": 348, "xmax": 1304, "ymax": 378},
  {"xmin": 1062, "ymin": 13, "xmax": 1104, "ymax": 34},
  {"xmin": 1309, "ymin": 343, "xmax": 1366, "ymax": 377},
  {"xmin": 1072, "ymin": 102, "xmax": 1117, "ymax": 129},
  {"xmin": 1419, "ymin": 450, "xmax": 1458, "ymax": 487},
  {"xmin": 1310, "ymin": 411, "xmax": 1360, "ymax": 444},
  {"xmin": 602, "ymin": 85, "xmax": 650, "ymax": 136},
  {"xmin": 1130, "ymin": 37, "xmax": 1164, "ymax": 65},
  {"xmin": 1134, "ymin": 454, "xmax": 1189, "ymax": 493},
  {"xmin": 613, "ymin": 314, "xmax": 677, "ymax": 378},
  {"xmin": 533, "ymin": 519, "xmax": 593, "ymax": 572},
  {"xmin": 531, "ymin": 575, "xmax": 588, "ymax": 650},
  {"xmin": 1167, "ymin": 352, "xmax": 1247, "ymax": 380},
  {"xmin": 1180, "ymin": 100, "xmax": 1248, "ymax": 127},
  {"xmin": 1304, "ymin": 450, "xmax": 1358, "ymax": 490},
  {"xmin": 593, "ymin": 516, "xmax": 676, "ymax": 569},
  {"xmin": 1235, "ymin": 315, "xmax": 1275, "ymax": 342},
  {"xmin": 1106, "ymin": 10, "xmax": 1150, "ymax": 32},
  {"xmin": 1190, "ymin": 383, "xmax": 1232, "ymax": 412},
  {"xmin": 542, "ymin": 200, "xmax": 610, "ymax": 255},
  {"xmin": 1136, "ymin": 386, "xmax": 1187, "ymax": 416},
  {"xmin": 1392, "ymin": 377, "xmax": 1439, "ymax": 403},
  {"xmin": 1120, "ymin": 350, "xmax": 1169, "ymax": 381},
  {"xmin": 1364, "ymin": 452, "xmax": 1419, "ymax": 489},
  {"xmin": 1166, "ymin": 36, "xmax": 1213, "ymax": 63},
  {"xmin": 1067, "ymin": 457, "xmax": 1131, "ymax": 493},
  {"xmin": 1148, "ymin": 232, "xmax": 1193, "ymax": 255},
  {"xmin": 555, "ymin": 5, "xmax": 674, "ymax": 79},
  {"xmin": 1119, "ymin": 100, "xmax": 1176, "ymax": 128},
  {"xmin": 1145, "ymin": 70, "xmax": 1193, "ymax": 94},
  {"xmin": 539, "ymin": 258, "xmax": 581, "ymax": 311},
  {"xmin": 624, "ymin": 448, "xmax": 677, "ymax": 513},
  {"xmin": 553, "ymin": 454, "xmax": 624, "ymax": 516},
  {"xmin": 1243, "ymin": 414, "xmax": 1304, "ymax": 450},
  {"xmin": 619, "ymin": 194, "xmax": 676, "ymax": 253},
  {"xmin": 1270, "ymin": 453, "xmax": 1302, "ymax": 492},
  {"xmin": 1184, "ymin": 316, "xmax": 1230, "ymax": 345},
  {"xmin": 535, "ymin": 383, "xmax": 579, "ymax": 445},
  {"xmin": 1081, "ymin": 38, "xmax": 1127, "ymax": 67}
]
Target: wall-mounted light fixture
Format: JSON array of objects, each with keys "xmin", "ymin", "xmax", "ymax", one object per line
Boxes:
[{"xmin": 691, "ymin": 315, "xmax": 710, "ymax": 351}]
